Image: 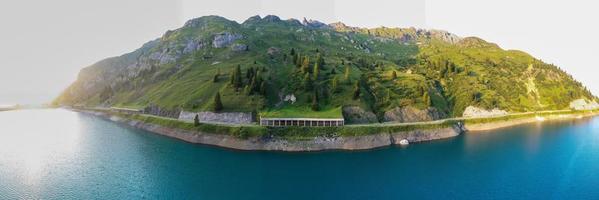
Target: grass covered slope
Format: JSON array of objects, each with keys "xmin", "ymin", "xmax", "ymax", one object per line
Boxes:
[{"xmin": 55, "ymin": 15, "xmax": 596, "ymax": 122}]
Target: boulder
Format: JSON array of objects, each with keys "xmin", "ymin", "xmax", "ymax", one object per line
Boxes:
[
  {"xmin": 231, "ymin": 44, "xmax": 248, "ymax": 51},
  {"xmin": 342, "ymin": 106, "xmax": 378, "ymax": 124},
  {"xmin": 267, "ymin": 47, "xmax": 280, "ymax": 55},
  {"xmin": 398, "ymin": 139, "xmax": 409, "ymax": 146}
]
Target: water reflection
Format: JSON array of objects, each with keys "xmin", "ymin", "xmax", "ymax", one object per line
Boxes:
[
  {"xmin": 0, "ymin": 109, "xmax": 81, "ymax": 187},
  {"xmin": 1, "ymin": 109, "xmax": 599, "ymax": 199}
]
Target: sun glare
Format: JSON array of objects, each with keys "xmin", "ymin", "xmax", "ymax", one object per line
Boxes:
[{"xmin": 0, "ymin": 109, "xmax": 81, "ymax": 185}]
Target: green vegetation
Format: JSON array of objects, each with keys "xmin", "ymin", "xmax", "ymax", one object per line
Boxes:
[
  {"xmin": 260, "ymin": 106, "xmax": 343, "ymax": 119},
  {"xmin": 56, "ymin": 15, "xmax": 596, "ymax": 123}
]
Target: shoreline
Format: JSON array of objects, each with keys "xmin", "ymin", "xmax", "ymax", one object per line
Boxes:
[
  {"xmin": 464, "ymin": 111, "xmax": 599, "ymax": 132},
  {"xmin": 74, "ymin": 109, "xmax": 598, "ymax": 152}
]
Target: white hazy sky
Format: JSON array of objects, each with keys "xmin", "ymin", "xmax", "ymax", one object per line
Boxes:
[{"xmin": 0, "ymin": 0, "xmax": 597, "ymax": 105}]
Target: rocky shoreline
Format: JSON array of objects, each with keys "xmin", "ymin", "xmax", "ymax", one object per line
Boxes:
[
  {"xmin": 76, "ymin": 109, "xmax": 598, "ymax": 152},
  {"xmin": 78, "ymin": 109, "xmax": 463, "ymax": 151}
]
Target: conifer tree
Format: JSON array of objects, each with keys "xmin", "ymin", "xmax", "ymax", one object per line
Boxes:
[
  {"xmin": 344, "ymin": 66, "xmax": 351, "ymax": 84},
  {"xmin": 259, "ymin": 81, "xmax": 267, "ymax": 96},
  {"xmin": 234, "ymin": 65, "xmax": 242, "ymax": 89},
  {"xmin": 301, "ymin": 56, "xmax": 310, "ymax": 73},
  {"xmin": 290, "ymin": 48, "xmax": 295, "ymax": 56},
  {"xmin": 331, "ymin": 76, "xmax": 339, "ymax": 93},
  {"xmin": 303, "ymin": 73, "xmax": 313, "ymax": 91},
  {"xmin": 248, "ymin": 77, "xmax": 257, "ymax": 95},
  {"xmin": 423, "ymin": 91, "xmax": 431, "ymax": 107},
  {"xmin": 316, "ymin": 53, "xmax": 325, "ymax": 68},
  {"xmin": 295, "ymin": 52, "xmax": 302, "ymax": 67},
  {"xmin": 391, "ymin": 70, "xmax": 397, "ymax": 80},
  {"xmin": 353, "ymin": 82, "xmax": 361, "ymax": 100},
  {"xmin": 213, "ymin": 92, "xmax": 223, "ymax": 112},
  {"xmin": 313, "ymin": 62, "xmax": 320, "ymax": 80},
  {"xmin": 229, "ymin": 69, "xmax": 235, "ymax": 86},
  {"xmin": 194, "ymin": 114, "xmax": 200, "ymax": 127},
  {"xmin": 311, "ymin": 92, "xmax": 319, "ymax": 111}
]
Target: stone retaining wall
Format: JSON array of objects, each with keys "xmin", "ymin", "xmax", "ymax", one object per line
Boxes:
[{"xmin": 179, "ymin": 111, "xmax": 254, "ymax": 124}]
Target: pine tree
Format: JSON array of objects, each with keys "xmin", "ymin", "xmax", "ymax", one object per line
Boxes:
[
  {"xmin": 213, "ymin": 92, "xmax": 223, "ymax": 112},
  {"xmin": 246, "ymin": 68, "xmax": 253, "ymax": 80},
  {"xmin": 229, "ymin": 70, "xmax": 235, "ymax": 86},
  {"xmin": 295, "ymin": 52, "xmax": 302, "ymax": 67},
  {"xmin": 313, "ymin": 62, "xmax": 320, "ymax": 80},
  {"xmin": 316, "ymin": 53, "xmax": 325, "ymax": 68},
  {"xmin": 353, "ymin": 82, "xmax": 361, "ymax": 100},
  {"xmin": 259, "ymin": 81, "xmax": 267, "ymax": 96},
  {"xmin": 248, "ymin": 77, "xmax": 257, "ymax": 95},
  {"xmin": 234, "ymin": 65, "xmax": 242, "ymax": 89},
  {"xmin": 391, "ymin": 70, "xmax": 397, "ymax": 79},
  {"xmin": 331, "ymin": 76, "xmax": 339, "ymax": 93},
  {"xmin": 213, "ymin": 69, "xmax": 220, "ymax": 83},
  {"xmin": 303, "ymin": 73, "xmax": 313, "ymax": 91},
  {"xmin": 311, "ymin": 92, "xmax": 319, "ymax": 111},
  {"xmin": 290, "ymin": 48, "xmax": 295, "ymax": 56},
  {"xmin": 193, "ymin": 114, "xmax": 200, "ymax": 127},
  {"xmin": 331, "ymin": 67, "xmax": 336, "ymax": 74},
  {"xmin": 344, "ymin": 66, "xmax": 351, "ymax": 84},
  {"xmin": 423, "ymin": 91, "xmax": 431, "ymax": 107},
  {"xmin": 301, "ymin": 56, "xmax": 310, "ymax": 73}
]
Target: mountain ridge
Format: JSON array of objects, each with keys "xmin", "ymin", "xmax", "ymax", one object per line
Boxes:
[{"xmin": 54, "ymin": 14, "xmax": 597, "ymax": 123}]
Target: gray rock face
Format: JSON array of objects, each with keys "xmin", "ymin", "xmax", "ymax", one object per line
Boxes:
[
  {"xmin": 179, "ymin": 111, "xmax": 254, "ymax": 124},
  {"xmin": 428, "ymin": 30, "xmax": 461, "ymax": 44},
  {"xmin": 342, "ymin": 106, "xmax": 378, "ymax": 124},
  {"xmin": 213, "ymin": 32, "xmax": 242, "ymax": 48},
  {"xmin": 383, "ymin": 106, "xmax": 446, "ymax": 123},
  {"xmin": 144, "ymin": 105, "xmax": 181, "ymax": 119},
  {"xmin": 183, "ymin": 39, "xmax": 206, "ymax": 54},
  {"xmin": 302, "ymin": 18, "xmax": 328, "ymax": 29},
  {"xmin": 231, "ymin": 44, "xmax": 248, "ymax": 51}
]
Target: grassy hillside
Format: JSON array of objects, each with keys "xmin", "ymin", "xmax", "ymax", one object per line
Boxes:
[{"xmin": 54, "ymin": 15, "xmax": 596, "ymax": 122}]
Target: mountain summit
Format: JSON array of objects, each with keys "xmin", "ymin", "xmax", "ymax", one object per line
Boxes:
[{"xmin": 55, "ymin": 15, "xmax": 597, "ymax": 123}]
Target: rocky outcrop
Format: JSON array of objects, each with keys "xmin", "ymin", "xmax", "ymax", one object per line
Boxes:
[
  {"xmin": 183, "ymin": 39, "xmax": 206, "ymax": 54},
  {"xmin": 462, "ymin": 106, "xmax": 508, "ymax": 118},
  {"xmin": 302, "ymin": 18, "xmax": 329, "ymax": 29},
  {"xmin": 178, "ymin": 111, "xmax": 254, "ymax": 124},
  {"xmin": 143, "ymin": 105, "xmax": 181, "ymax": 119},
  {"xmin": 213, "ymin": 32, "xmax": 242, "ymax": 48},
  {"xmin": 231, "ymin": 44, "xmax": 248, "ymax": 51},
  {"xmin": 427, "ymin": 30, "xmax": 461, "ymax": 44},
  {"xmin": 383, "ymin": 107, "xmax": 446, "ymax": 123},
  {"xmin": 342, "ymin": 106, "xmax": 378, "ymax": 124},
  {"xmin": 267, "ymin": 47, "xmax": 280, "ymax": 56},
  {"xmin": 569, "ymin": 99, "xmax": 599, "ymax": 110},
  {"xmin": 391, "ymin": 124, "xmax": 464, "ymax": 143}
]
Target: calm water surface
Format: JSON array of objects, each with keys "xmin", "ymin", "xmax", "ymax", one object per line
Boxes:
[{"xmin": 1, "ymin": 109, "xmax": 599, "ymax": 199}]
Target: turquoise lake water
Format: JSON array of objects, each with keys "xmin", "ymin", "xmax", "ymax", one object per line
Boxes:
[{"xmin": 1, "ymin": 109, "xmax": 599, "ymax": 199}]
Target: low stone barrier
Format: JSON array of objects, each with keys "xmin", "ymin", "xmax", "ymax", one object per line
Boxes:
[{"xmin": 178, "ymin": 111, "xmax": 254, "ymax": 124}]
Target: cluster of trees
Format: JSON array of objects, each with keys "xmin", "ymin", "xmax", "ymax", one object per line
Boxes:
[{"xmin": 227, "ymin": 65, "xmax": 267, "ymax": 96}]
